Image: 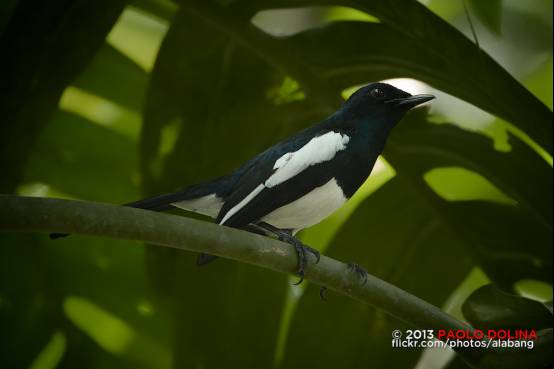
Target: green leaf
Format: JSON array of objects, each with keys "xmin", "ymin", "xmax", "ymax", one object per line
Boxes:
[
  {"xmin": 284, "ymin": 19, "xmax": 550, "ymax": 151},
  {"xmin": 463, "ymin": 284, "xmax": 552, "ymax": 330},
  {"xmin": 444, "ymin": 202, "xmax": 552, "ymax": 289},
  {"xmin": 474, "ymin": 328, "xmax": 553, "ymax": 369},
  {"xmin": 388, "ymin": 110, "xmax": 552, "ymax": 227},
  {"xmin": 72, "ymin": 44, "xmax": 148, "ymax": 112},
  {"xmin": 468, "ymin": 0, "xmax": 503, "ymax": 35},
  {"xmin": 130, "ymin": 0, "xmax": 177, "ymax": 21},
  {"xmin": 23, "ymin": 110, "xmax": 139, "ymax": 203},
  {"xmin": 0, "ymin": 235, "xmax": 63, "ymax": 369},
  {"xmin": 384, "ymin": 111, "xmax": 552, "ymax": 288},
  {"xmin": 461, "ymin": 284, "xmax": 553, "ymax": 369},
  {"xmin": 0, "ymin": 232, "xmax": 174, "ymax": 369},
  {"xmin": 0, "ymin": 0, "xmax": 18, "ymax": 34},
  {"xmin": 0, "ymin": 0, "xmax": 126, "ymax": 192},
  {"xmin": 445, "ymin": 356, "xmax": 474, "ymax": 369}
]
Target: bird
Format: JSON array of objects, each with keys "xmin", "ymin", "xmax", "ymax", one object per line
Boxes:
[{"xmin": 51, "ymin": 82, "xmax": 434, "ymax": 284}]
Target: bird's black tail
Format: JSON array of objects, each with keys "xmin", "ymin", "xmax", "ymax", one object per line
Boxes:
[
  {"xmin": 123, "ymin": 191, "xmax": 190, "ymax": 211},
  {"xmin": 49, "ymin": 175, "xmax": 232, "ymax": 240},
  {"xmin": 50, "ymin": 232, "xmax": 69, "ymax": 239},
  {"xmin": 124, "ymin": 175, "xmax": 231, "ymax": 211}
]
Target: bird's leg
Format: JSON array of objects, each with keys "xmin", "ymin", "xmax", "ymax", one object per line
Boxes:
[
  {"xmin": 240, "ymin": 223, "xmax": 269, "ymax": 236},
  {"xmin": 319, "ymin": 286, "xmax": 328, "ymax": 301},
  {"xmin": 347, "ymin": 262, "xmax": 368, "ymax": 285},
  {"xmin": 256, "ymin": 222, "xmax": 320, "ymax": 284}
]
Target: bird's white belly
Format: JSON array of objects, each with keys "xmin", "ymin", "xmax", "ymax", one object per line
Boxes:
[{"xmin": 261, "ymin": 178, "xmax": 347, "ymax": 231}]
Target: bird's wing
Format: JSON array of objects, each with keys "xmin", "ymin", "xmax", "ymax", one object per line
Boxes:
[
  {"xmin": 123, "ymin": 126, "xmax": 319, "ymax": 216},
  {"xmin": 216, "ymin": 129, "xmax": 352, "ymax": 228}
]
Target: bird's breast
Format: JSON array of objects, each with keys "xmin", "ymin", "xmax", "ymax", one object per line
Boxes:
[{"xmin": 261, "ymin": 177, "xmax": 347, "ymax": 231}]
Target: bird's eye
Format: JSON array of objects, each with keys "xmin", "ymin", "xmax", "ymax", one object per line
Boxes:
[{"xmin": 370, "ymin": 87, "xmax": 386, "ymax": 99}]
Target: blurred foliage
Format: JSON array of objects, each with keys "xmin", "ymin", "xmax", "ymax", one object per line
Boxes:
[
  {"xmin": 467, "ymin": 0, "xmax": 503, "ymax": 35},
  {"xmin": 460, "ymin": 285, "xmax": 553, "ymax": 369},
  {"xmin": 462, "ymin": 284, "xmax": 552, "ymax": 331},
  {"xmin": 0, "ymin": 0, "xmax": 552, "ymax": 369},
  {"xmin": 0, "ymin": 0, "xmax": 126, "ymax": 193}
]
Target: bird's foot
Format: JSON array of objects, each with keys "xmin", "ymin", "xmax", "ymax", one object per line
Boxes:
[
  {"xmin": 319, "ymin": 262, "xmax": 367, "ymax": 302},
  {"xmin": 278, "ymin": 233, "xmax": 320, "ymax": 285},
  {"xmin": 347, "ymin": 262, "xmax": 368, "ymax": 285},
  {"xmin": 254, "ymin": 222, "xmax": 320, "ymax": 285},
  {"xmin": 319, "ymin": 286, "xmax": 328, "ymax": 301}
]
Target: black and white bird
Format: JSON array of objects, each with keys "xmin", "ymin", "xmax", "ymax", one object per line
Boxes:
[{"xmin": 52, "ymin": 83, "xmax": 434, "ymax": 282}]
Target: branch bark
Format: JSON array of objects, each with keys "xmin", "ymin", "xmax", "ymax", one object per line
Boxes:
[{"xmin": 1, "ymin": 195, "xmax": 484, "ymax": 364}]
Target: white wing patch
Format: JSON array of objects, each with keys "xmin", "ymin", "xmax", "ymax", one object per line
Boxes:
[
  {"xmin": 266, "ymin": 131, "xmax": 350, "ymax": 188},
  {"xmin": 172, "ymin": 194, "xmax": 223, "ymax": 218},
  {"xmin": 219, "ymin": 131, "xmax": 350, "ymax": 225},
  {"xmin": 273, "ymin": 152, "xmax": 292, "ymax": 169}
]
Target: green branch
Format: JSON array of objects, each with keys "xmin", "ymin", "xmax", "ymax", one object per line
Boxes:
[{"xmin": 1, "ymin": 195, "xmax": 486, "ymax": 364}]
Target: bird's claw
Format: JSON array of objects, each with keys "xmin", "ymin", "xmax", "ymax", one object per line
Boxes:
[
  {"xmin": 305, "ymin": 245, "xmax": 320, "ymax": 264},
  {"xmin": 319, "ymin": 263, "xmax": 367, "ymax": 302},
  {"xmin": 292, "ymin": 243, "xmax": 320, "ymax": 285},
  {"xmin": 347, "ymin": 262, "xmax": 368, "ymax": 285},
  {"xmin": 280, "ymin": 236, "xmax": 319, "ymax": 285},
  {"xmin": 259, "ymin": 224, "xmax": 319, "ymax": 285},
  {"xmin": 319, "ymin": 286, "xmax": 328, "ymax": 301}
]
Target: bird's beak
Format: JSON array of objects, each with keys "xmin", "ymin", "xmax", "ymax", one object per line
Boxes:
[{"xmin": 386, "ymin": 94, "xmax": 435, "ymax": 109}]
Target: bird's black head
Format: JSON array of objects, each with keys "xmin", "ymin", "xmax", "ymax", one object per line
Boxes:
[{"xmin": 340, "ymin": 82, "xmax": 435, "ymax": 126}]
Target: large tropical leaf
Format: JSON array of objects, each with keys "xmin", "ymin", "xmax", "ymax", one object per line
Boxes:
[
  {"xmin": 385, "ymin": 110, "xmax": 552, "ymax": 288},
  {"xmin": 0, "ymin": 233, "xmax": 173, "ymax": 369},
  {"xmin": 459, "ymin": 284, "xmax": 553, "ymax": 369},
  {"xmin": 387, "ymin": 112, "xmax": 552, "ymax": 227},
  {"xmin": 23, "ymin": 110, "xmax": 139, "ymax": 203},
  {"xmin": 462, "ymin": 284, "xmax": 552, "ymax": 330},
  {"xmin": 72, "ymin": 44, "xmax": 148, "ymax": 112},
  {"xmin": 468, "ymin": 0, "xmax": 503, "ymax": 35},
  {"xmin": 179, "ymin": 0, "xmax": 552, "ymax": 153},
  {"xmin": 0, "ymin": 0, "xmax": 126, "ymax": 192}
]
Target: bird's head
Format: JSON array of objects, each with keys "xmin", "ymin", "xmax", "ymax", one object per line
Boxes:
[{"xmin": 340, "ymin": 82, "xmax": 435, "ymax": 127}]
